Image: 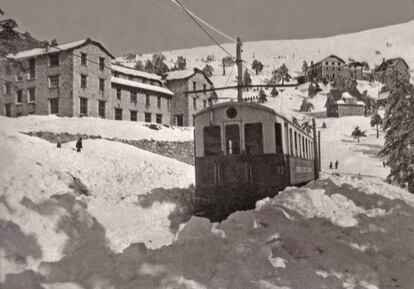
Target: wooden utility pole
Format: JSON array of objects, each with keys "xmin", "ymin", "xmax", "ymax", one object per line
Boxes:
[
  {"xmin": 236, "ymin": 37, "xmax": 243, "ymax": 102},
  {"xmin": 312, "ymin": 118, "xmax": 319, "ymax": 179}
]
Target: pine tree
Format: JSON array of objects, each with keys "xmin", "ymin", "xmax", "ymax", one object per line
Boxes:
[
  {"xmin": 202, "ymin": 64, "xmax": 214, "ymax": 77},
  {"xmin": 379, "ymin": 77, "xmax": 414, "ymax": 192},
  {"xmin": 134, "ymin": 60, "xmax": 144, "ymax": 71},
  {"xmin": 271, "ymin": 64, "xmax": 291, "ymax": 85},
  {"xmin": 370, "ymin": 111, "xmax": 383, "ymax": 139},
  {"xmin": 271, "ymin": 87, "xmax": 279, "ymax": 97},
  {"xmin": 258, "ymin": 89, "xmax": 267, "ymax": 103},
  {"xmin": 351, "ymin": 126, "xmax": 366, "ymax": 142},
  {"xmin": 302, "ymin": 61, "xmax": 309, "ymax": 75},
  {"xmin": 144, "ymin": 59, "xmax": 154, "ymax": 73},
  {"xmin": 152, "ymin": 53, "xmax": 169, "ymax": 75},
  {"xmin": 251, "ymin": 59, "xmax": 264, "ymax": 75},
  {"xmin": 174, "ymin": 56, "xmax": 187, "ymax": 70}
]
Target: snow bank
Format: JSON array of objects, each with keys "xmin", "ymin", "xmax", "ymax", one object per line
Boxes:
[{"xmin": 274, "ymin": 187, "xmax": 385, "ymax": 227}]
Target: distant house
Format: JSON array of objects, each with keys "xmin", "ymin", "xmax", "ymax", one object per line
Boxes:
[
  {"xmin": 326, "ymin": 91, "xmax": 365, "ymax": 117},
  {"xmin": 374, "ymin": 57, "xmax": 410, "ymax": 84},
  {"xmin": 110, "ymin": 64, "xmax": 173, "ymax": 124},
  {"xmin": 164, "ymin": 68, "xmax": 214, "ymax": 126},
  {"xmin": 343, "ymin": 62, "xmax": 364, "ymax": 80},
  {"xmin": 308, "ymin": 55, "xmax": 345, "ymax": 81},
  {"xmin": 1, "ymin": 38, "xmax": 114, "ymax": 118}
]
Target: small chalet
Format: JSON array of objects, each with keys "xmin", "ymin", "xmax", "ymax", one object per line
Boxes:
[
  {"xmin": 326, "ymin": 91, "xmax": 365, "ymax": 117},
  {"xmin": 374, "ymin": 57, "xmax": 410, "ymax": 83}
]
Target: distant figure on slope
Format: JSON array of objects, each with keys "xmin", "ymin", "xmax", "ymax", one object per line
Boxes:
[
  {"xmin": 383, "ymin": 161, "xmax": 386, "ymax": 168},
  {"xmin": 76, "ymin": 137, "xmax": 83, "ymax": 153},
  {"xmin": 335, "ymin": 160, "xmax": 339, "ymax": 170},
  {"xmin": 329, "ymin": 161, "xmax": 333, "ymax": 169}
]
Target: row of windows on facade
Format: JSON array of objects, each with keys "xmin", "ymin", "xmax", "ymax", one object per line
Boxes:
[
  {"xmin": 4, "ymin": 53, "xmax": 106, "ymax": 82},
  {"xmin": 113, "ymin": 108, "xmax": 163, "ymax": 123},
  {"xmin": 6, "ymin": 87, "xmax": 36, "ymax": 104},
  {"xmin": 115, "ymin": 88, "xmax": 170, "ymax": 108},
  {"xmin": 80, "ymin": 74, "xmax": 107, "ymax": 91},
  {"xmin": 324, "ymin": 61, "xmax": 343, "ymax": 66},
  {"xmin": 203, "ymin": 123, "xmax": 314, "ymax": 160}
]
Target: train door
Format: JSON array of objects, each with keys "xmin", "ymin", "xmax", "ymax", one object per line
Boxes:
[{"xmin": 225, "ymin": 123, "xmax": 241, "ymax": 155}]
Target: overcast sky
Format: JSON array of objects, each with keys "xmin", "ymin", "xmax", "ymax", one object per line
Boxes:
[{"xmin": 2, "ymin": 0, "xmax": 413, "ymax": 56}]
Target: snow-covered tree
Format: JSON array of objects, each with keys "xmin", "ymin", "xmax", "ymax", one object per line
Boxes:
[
  {"xmin": 257, "ymin": 89, "xmax": 267, "ymax": 103},
  {"xmin": 202, "ymin": 64, "xmax": 214, "ymax": 77},
  {"xmin": 123, "ymin": 52, "xmax": 136, "ymax": 61},
  {"xmin": 379, "ymin": 77, "xmax": 414, "ymax": 192},
  {"xmin": 300, "ymin": 98, "xmax": 314, "ymax": 112},
  {"xmin": 308, "ymin": 82, "xmax": 317, "ymax": 98},
  {"xmin": 351, "ymin": 126, "xmax": 366, "ymax": 142},
  {"xmin": 370, "ymin": 111, "xmax": 383, "ymax": 139},
  {"xmin": 134, "ymin": 60, "xmax": 144, "ymax": 71},
  {"xmin": 243, "ymin": 70, "xmax": 252, "ymax": 89},
  {"xmin": 251, "ymin": 59, "xmax": 264, "ymax": 75}
]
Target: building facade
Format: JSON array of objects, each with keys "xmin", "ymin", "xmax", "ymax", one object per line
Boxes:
[
  {"xmin": 308, "ymin": 55, "xmax": 345, "ymax": 81},
  {"xmin": 110, "ymin": 65, "xmax": 173, "ymax": 124},
  {"xmin": 1, "ymin": 39, "xmax": 114, "ymax": 118},
  {"xmin": 374, "ymin": 57, "xmax": 410, "ymax": 84},
  {"xmin": 164, "ymin": 68, "xmax": 214, "ymax": 126},
  {"xmin": 343, "ymin": 62, "xmax": 364, "ymax": 80}
]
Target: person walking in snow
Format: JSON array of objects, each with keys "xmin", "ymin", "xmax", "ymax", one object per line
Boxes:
[
  {"xmin": 329, "ymin": 161, "xmax": 333, "ymax": 170},
  {"xmin": 335, "ymin": 160, "xmax": 339, "ymax": 170},
  {"xmin": 76, "ymin": 137, "xmax": 83, "ymax": 153}
]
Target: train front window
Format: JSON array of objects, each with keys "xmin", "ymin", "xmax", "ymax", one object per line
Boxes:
[
  {"xmin": 204, "ymin": 126, "xmax": 221, "ymax": 156},
  {"xmin": 275, "ymin": 122, "xmax": 283, "ymax": 154},
  {"xmin": 245, "ymin": 123, "xmax": 263, "ymax": 155},
  {"xmin": 225, "ymin": 124, "xmax": 240, "ymax": 155}
]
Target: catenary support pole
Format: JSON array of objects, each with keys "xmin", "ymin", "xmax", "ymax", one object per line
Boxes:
[
  {"xmin": 312, "ymin": 118, "xmax": 319, "ymax": 179},
  {"xmin": 236, "ymin": 37, "xmax": 243, "ymax": 102}
]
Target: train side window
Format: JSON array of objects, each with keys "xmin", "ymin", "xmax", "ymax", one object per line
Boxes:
[
  {"xmin": 225, "ymin": 124, "xmax": 240, "ymax": 155},
  {"xmin": 245, "ymin": 123, "xmax": 263, "ymax": 155},
  {"xmin": 275, "ymin": 122, "xmax": 283, "ymax": 154},
  {"xmin": 204, "ymin": 125, "xmax": 221, "ymax": 156},
  {"xmin": 289, "ymin": 129, "xmax": 293, "ymax": 156},
  {"xmin": 294, "ymin": 131, "xmax": 298, "ymax": 157},
  {"xmin": 305, "ymin": 139, "xmax": 309, "ymax": 159},
  {"xmin": 302, "ymin": 136, "xmax": 305, "ymax": 158}
]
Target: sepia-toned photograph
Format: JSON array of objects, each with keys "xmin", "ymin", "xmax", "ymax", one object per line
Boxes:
[{"xmin": 1, "ymin": 0, "xmax": 414, "ymax": 288}]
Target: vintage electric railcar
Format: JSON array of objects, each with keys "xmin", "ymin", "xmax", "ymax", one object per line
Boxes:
[{"xmin": 194, "ymin": 101, "xmax": 318, "ymax": 205}]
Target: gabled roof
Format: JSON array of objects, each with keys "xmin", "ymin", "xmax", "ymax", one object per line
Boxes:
[
  {"xmin": 7, "ymin": 38, "xmax": 114, "ymax": 59},
  {"xmin": 376, "ymin": 57, "xmax": 409, "ymax": 72},
  {"xmin": 164, "ymin": 68, "xmax": 213, "ymax": 85},
  {"xmin": 111, "ymin": 64, "xmax": 162, "ymax": 82},
  {"xmin": 348, "ymin": 62, "xmax": 364, "ymax": 67},
  {"xmin": 316, "ymin": 54, "xmax": 345, "ymax": 65},
  {"xmin": 111, "ymin": 77, "xmax": 173, "ymax": 96}
]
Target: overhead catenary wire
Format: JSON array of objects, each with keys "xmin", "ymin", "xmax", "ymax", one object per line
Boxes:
[
  {"xmin": 172, "ymin": 0, "xmax": 235, "ymax": 59},
  {"xmin": 170, "ymin": 0, "xmax": 237, "ymax": 43}
]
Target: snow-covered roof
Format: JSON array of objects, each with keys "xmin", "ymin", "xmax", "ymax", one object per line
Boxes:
[
  {"xmin": 342, "ymin": 92, "xmax": 354, "ymax": 99},
  {"xmin": 337, "ymin": 100, "xmax": 346, "ymax": 104},
  {"xmin": 111, "ymin": 77, "xmax": 173, "ymax": 96},
  {"xmin": 356, "ymin": 101, "xmax": 366, "ymax": 106},
  {"xmin": 164, "ymin": 70, "xmax": 196, "ymax": 81},
  {"xmin": 7, "ymin": 38, "xmax": 114, "ymax": 59},
  {"xmin": 111, "ymin": 64, "xmax": 162, "ymax": 82}
]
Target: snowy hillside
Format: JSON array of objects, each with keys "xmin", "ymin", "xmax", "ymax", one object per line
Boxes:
[{"xmin": 119, "ymin": 20, "xmax": 414, "ymax": 80}]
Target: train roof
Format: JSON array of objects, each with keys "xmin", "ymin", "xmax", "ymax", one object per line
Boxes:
[{"xmin": 195, "ymin": 101, "xmax": 312, "ymax": 136}]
